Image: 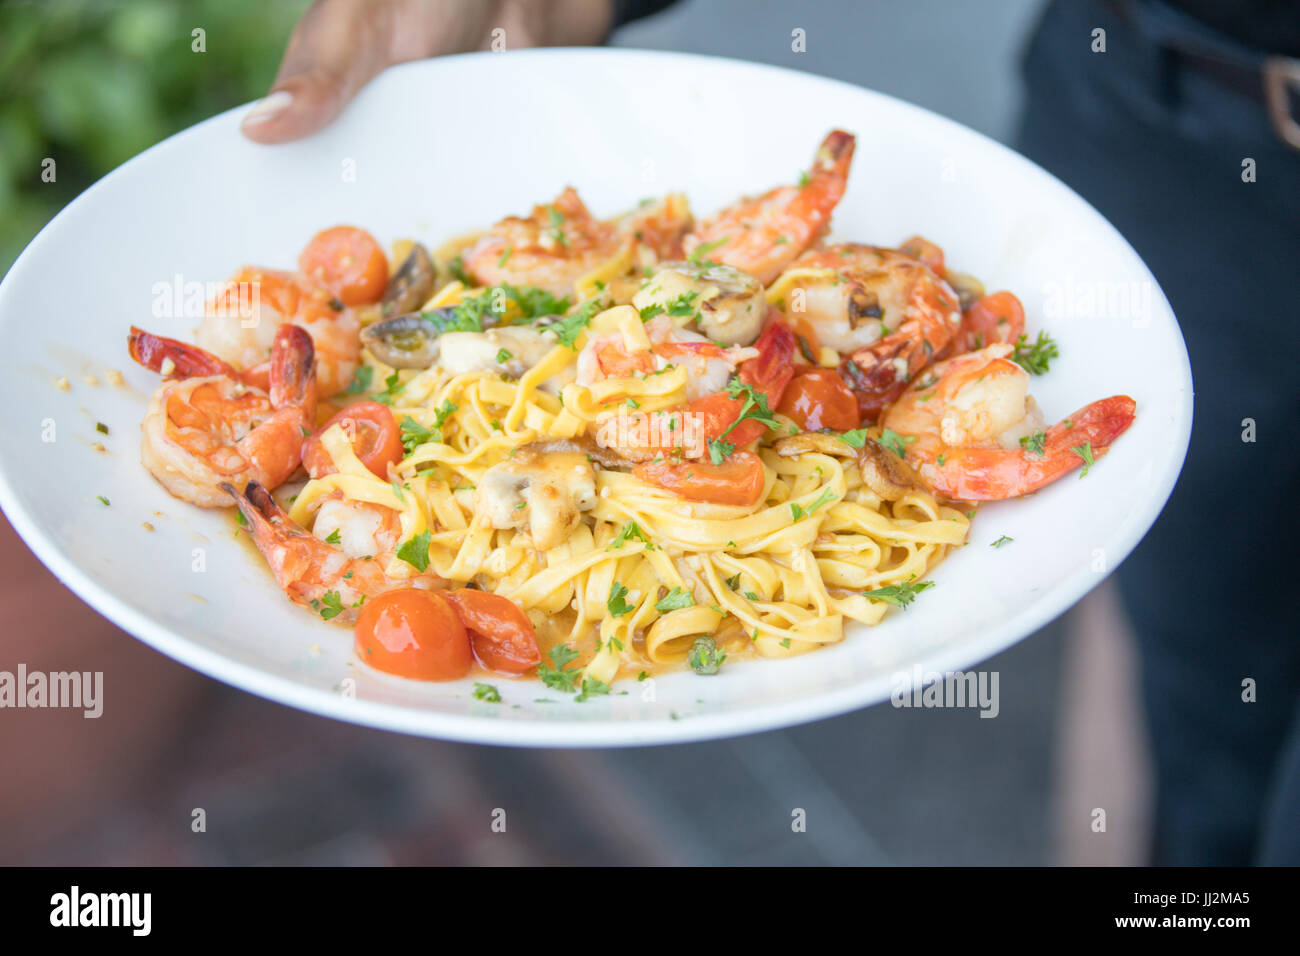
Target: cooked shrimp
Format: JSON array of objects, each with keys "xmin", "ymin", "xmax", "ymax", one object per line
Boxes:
[
  {"xmin": 196, "ymin": 266, "xmax": 360, "ymax": 398},
  {"xmin": 879, "ymin": 344, "xmax": 1137, "ymax": 500},
  {"xmin": 617, "ymin": 192, "xmax": 693, "ymax": 263},
  {"xmin": 773, "ymin": 243, "xmax": 960, "ymax": 362},
  {"xmin": 576, "ymin": 314, "xmax": 758, "ymax": 402},
  {"xmin": 682, "ymin": 129, "xmax": 856, "ymax": 285},
  {"xmin": 224, "ymin": 481, "xmax": 443, "ymax": 622},
  {"xmin": 131, "ymin": 324, "xmax": 316, "ymax": 507},
  {"xmin": 463, "ymin": 187, "xmax": 624, "ymax": 298}
]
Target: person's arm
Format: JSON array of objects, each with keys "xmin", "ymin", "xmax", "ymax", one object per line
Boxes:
[{"xmin": 241, "ymin": 0, "xmax": 615, "ymax": 144}]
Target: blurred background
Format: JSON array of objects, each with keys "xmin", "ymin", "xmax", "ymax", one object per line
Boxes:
[{"xmin": 0, "ymin": 0, "xmax": 1156, "ymax": 864}]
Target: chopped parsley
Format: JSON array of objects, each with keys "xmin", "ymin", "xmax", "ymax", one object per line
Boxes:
[
  {"xmin": 688, "ymin": 236, "xmax": 729, "ymax": 263},
  {"xmin": 538, "ymin": 643, "xmax": 581, "ymax": 692},
  {"xmin": 654, "ymin": 587, "xmax": 695, "ymax": 612},
  {"xmin": 95, "ymin": 421, "xmax": 109, "ymax": 435},
  {"xmin": 638, "ymin": 291, "xmax": 699, "ymax": 323},
  {"xmin": 607, "ymin": 581, "xmax": 635, "ymax": 617},
  {"xmin": 324, "ymin": 528, "xmax": 342, "ymax": 545},
  {"xmin": 1073, "ymin": 440, "xmax": 1095, "ymax": 477},
  {"xmin": 991, "ymin": 535, "xmax": 1014, "ymax": 549},
  {"xmin": 839, "ymin": 429, "xmax": 869, "ymax": 449},
  {"xmin": 1020, "ymin": 430, "xmax": 1047, "ymax": 457},
  {"xmin": 495, "ymin": 348, "xmax": 513, "ymax": 364},
  {"xmin": 549, "ymin": 297, "xmax": 605, "ymax": 350},
  {"xmin": 1011, "ymin": 330, "xmax": 1059, "ymax": 375},
  {"xmin": 797, "ymin": 170, "xmax": 812, "ymax": 187},
  {"xmin": 395, "ymin": 529, "xmax": 431, "ymax": 572},
  {"xmin": 608, "ymin": 520, "xmax": 656, "ymax": 551},
  {"xmin": 96, "ymin": 495, "xmax": 110, "ymax": 506},
  {"xmin": 862, "ymin": 578, "xmax": 935, "ymax": 608},
  {"xmin": 576, "ymin": 677, "xmax": 610, "ymax": 702},
  {"xmin": 688, "ymin": 636, "xmax": 726, "ymax": 675},
  {"xmin": 314, "ymin": 590, "xmax": 344, "ymax": 621},
  {"xmin": 546, "ymin": 205, "xmax": 568, "ymax": 246},
  {"xmin": 400, "ymin": 416, "xmax": 439, "ymax": 455},
  {"xmin": 342, "ymin": 365, "xmax": 374, "ymax": 396},
  {"xmin": 447, "ymin": 255, "xmax": 471, "ymax": 285},
  {"xmin": 472, "ymin": 682, "xmax": 502, "ymax": 703},
  {"xmin": 878, "ymin": 428, "xmax": 916, "ymax": 459}
]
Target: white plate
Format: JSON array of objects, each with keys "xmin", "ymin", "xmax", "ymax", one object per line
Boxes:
[{"xmin": 0, "ymin": 50, "xmax": 1191, "ymax": 746}]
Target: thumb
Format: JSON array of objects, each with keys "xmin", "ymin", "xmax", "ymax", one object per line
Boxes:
[{"xmin": 240, "ymin": 0, "xmax": 401, "ymax": 145}]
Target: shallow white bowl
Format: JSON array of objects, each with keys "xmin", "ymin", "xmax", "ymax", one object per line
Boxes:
[{"xmin": 0, "ymin": 50, "xmax": 1191, "ymax": 746}]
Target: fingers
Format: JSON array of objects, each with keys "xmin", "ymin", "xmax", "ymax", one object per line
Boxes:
[{"xmin": 240, "ymin": 0, "xmax": 404, "ymax": 145}]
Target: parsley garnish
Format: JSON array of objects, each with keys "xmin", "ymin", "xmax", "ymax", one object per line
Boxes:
[
  {"xmin": 495, "ymin": 348, "xmax": 513, "ymax": 364},
  {"xmin": 576, "ymin": 677, "xmax": 610, "ymax": 702},
  {"xmin": 343, "ymin": 365, "xmax": 374, "ymax": 396},
  {"xmin": 472, "ymin": 683, "xmax": 502, "ymax": 703},
  {"xmin": 1073, "ymin": 440, "xmax": 1095, "ymax": 477},
  {"xmin": 549, "ymin": 298, "xmax": 604, "ymax": 350},
  {"xmin": 538, "ymin": 644, "xmax": 581, "ymax": 692},
  {"xmin": 839, "ymin": 429, "xmax": 868, "ymax": 448},
  {"xmin": 1011, "ymin": 330, "xmax": 1059, "ymax": 375},
  {"xmin": 396, "ymin": 529, "xmax": 431, "ymax": 572},
  {"xmin": 608, "ymin": 520, "xmax": 656, "ymax": 551},
  {"xmin": 655, "ymin": 587, "xmax": 695, "ymax": 612},
  {"xmin": 862, "ymin": 578, "xmax": 935, "ymax": 608},
  {"xmin": 878, "ymin": 428, "xmax": 916, "ymax": 459},
  {"xmin": 400, "ymin": 416, "xmax": 438, "ymax": 455},
  {"xmin": 324, "ymin": 528, "xmax": 342, "ymax": 545},
  {"xmin": 1020, "ymin": 430, "xmax": 1047, "ymax": 457},
  {"xmin": 991, "ymin": 535, "xmax": 1014, "ymax": 548},
  {"xmin": 688, "ymin": 636, "xmax": 726, "ymax": 675},
  {"xmin": 607, "ymin": 581, "xmax": 635, "ymax": 617},
  {"xmin": 689, "ymin": 236, "xmax": 729, "ymax": 263},
  {"xmin": 316, "ymin": 590, "xmax": 344, "ymax": 620}
]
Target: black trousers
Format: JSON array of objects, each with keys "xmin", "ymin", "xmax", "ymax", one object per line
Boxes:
[{"xmin": 1016, "ymin": 0, "xmax": 1300, "ymax": 864}]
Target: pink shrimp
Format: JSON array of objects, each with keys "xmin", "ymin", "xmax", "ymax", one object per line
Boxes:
[
  {"xmin": 223, "ymin": 481, "xmax": 444, "ymax": 623},
  {"xmin": 682, "ymin": 129, "xmax": 856, "ymax": 285},
  {"xmin": 129, "ymin": 324, "xmax": 317, "ymax": 507},
  {"xmin": 879, "ymin": 344, "xmax": 1136, "ymax": 500}
]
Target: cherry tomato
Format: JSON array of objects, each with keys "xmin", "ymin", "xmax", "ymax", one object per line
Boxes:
[
  {"xmin": 898, "ymin": 235, "xmax": 946, "ymax": 275},
  {"xmin": 634, "ymin": 451, "xmax": 766, "ymax": 506},
  {"xmin": 298, "ymin": 225, "xmax": 388, "ymax": 306},
  {"xmin": 302, "ymin": 401, "xmax": 403, "ymax": 479},
  {"xmin": 354, "ymin": 589, "xmax": 471, "ymax": 681},
  {"xmin": 443, "ymin": 589, "xmax": 541, "ymax": 675},
  {"xmin": 960, "ymin": 291, "xmax": 1025, "ymax": 352},
  {"xmin": 778, "ymin": 367, "xmax": 859, "ymax": 431},
  {"xmin": 739, "ymin": 320, "xmax": 797, "ymax": 406}
]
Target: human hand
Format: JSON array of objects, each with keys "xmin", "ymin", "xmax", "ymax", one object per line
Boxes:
[{"xmin": 240, "ymin": 0, "xmax": 613, "ymax": 144}]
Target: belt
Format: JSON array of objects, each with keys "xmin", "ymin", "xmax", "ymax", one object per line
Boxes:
[{"xmin": 1108, "ymin": 0, "xmax": 1300, "ymax": 150}]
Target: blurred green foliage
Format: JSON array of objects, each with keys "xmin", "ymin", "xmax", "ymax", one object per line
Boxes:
[{"xmin": 0, "ymin": 0, "xmax": 311, "ymax": 274}]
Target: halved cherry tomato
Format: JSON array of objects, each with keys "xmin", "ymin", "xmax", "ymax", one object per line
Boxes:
[
  {"xmin": 302, "ymin": 401, "xmax": 403, "ymax": 479},
  {"xmin": 898, "ymin": 235, "xmax": 946, "ymax": 275},
  {"xmin": 739, "ymin": 320, "xmax": 797, "ymax": 406},
  {"xmin": 959, "ymin": 291, "xmax": 1025, "ymax": 353},
  {"xmin": 779, "ymin": 367, "xmax": 860, "ymax": 431},
  {"xmin": 298, "ymin": 225, "xmax": 388, "ymax": 306},
  {"xmin": 443, "ymin": 588, "xmax": 541, "ymax": 675},
  {"xmin": 354, "ymin": 589, "xmax": 471, "ymax": 681},
  {"xmin": 634, "ymin": 451, "xmax": 766, "ymax": 506}
]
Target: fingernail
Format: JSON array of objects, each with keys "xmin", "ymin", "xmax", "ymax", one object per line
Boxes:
[{"xmin": 241, "ymin": 90, "xmax": 293, "ymax": 128}]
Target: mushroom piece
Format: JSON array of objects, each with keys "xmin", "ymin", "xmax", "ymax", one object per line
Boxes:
[
  {"xmin": 633, "ymin": 260, "xmax": 766, "ymax": 346},
  {"xmin": 772, "ymin": 432, "xmax": 857, "ymax": 459},
  {"xmin": 360, "ymin": 313, "xmax": 444, "ymax": 369},
  {"xmin": 474, "ymin": 448, "xmax": 597, "ymax": 550},
  {"xmin": 381, "ymin": 243, "xmax": 436, "ymax": 316},
  {"xmin": 857, "ymin": 438, "xmax": 926, "ymax": 501}
]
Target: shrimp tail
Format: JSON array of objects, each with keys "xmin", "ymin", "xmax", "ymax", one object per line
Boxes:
[
  {"xmin": 222, "ymin": 480, "xmax": 320, "ymax": 595},
  {"xmin": 128, "ymin": 326, "xmax": 237, "ymax": 379},
  {"xmin": 929, "ymin": 394, "xmax": 1137, "ymax": 500},
  {"xmin": 269, "ymin": 323, "xmax": 316, "ymax": 410}
]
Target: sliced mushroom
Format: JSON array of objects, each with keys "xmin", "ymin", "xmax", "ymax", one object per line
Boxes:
[
  {"xmin": 382, "ymin": 243, "xmax": 436, "ymax": 316},
  {"xmin": 772, "ymin": 432, "xmax": 857, "ymax": 458},
  {"xmin": 475, "ymin": 450, "xmax": 597, "ymax": 550},
  {"xmin": 858, "ymin": 438, "xmax": 925, "ymax": 501},
  {"xmin": 360, "ymin": 313, "xmax": 442, "ymax": 368},
  {"xmin": 633, "ymin": 260, "xmax": 765, "ymax": 346},
  {"xmin": 524, "ymin": 435, "xmax": 628, "ymax": 469}
]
